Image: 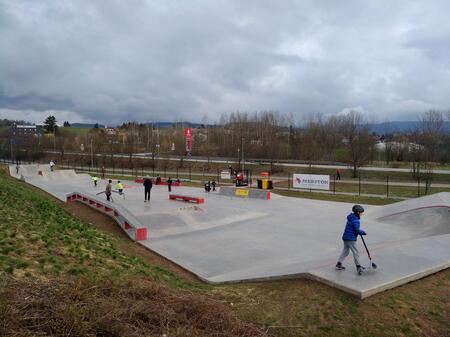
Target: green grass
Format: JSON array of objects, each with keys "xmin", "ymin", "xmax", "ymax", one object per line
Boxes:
[{"xmin": 0, "ymin": 169, "xmax": 200, "ymax": 291}]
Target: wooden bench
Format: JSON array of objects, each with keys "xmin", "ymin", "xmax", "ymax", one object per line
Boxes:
[{"xmin": 169, "ymin": 194, "xmax": 204, "ymax": 204}]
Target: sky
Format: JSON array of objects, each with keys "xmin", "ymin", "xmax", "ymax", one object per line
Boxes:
[{"xmin": 1, "ymin": 0, "xmax": 450, "ymax": 125}]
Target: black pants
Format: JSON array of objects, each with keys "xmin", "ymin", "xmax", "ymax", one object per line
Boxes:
[
  {"xmin": 168, "ymin": 184, "xmax": 172, "ymax": 192},
  {"xmin": 106, "ymin": 193, "xmax": 111, "ymax": 201},
  {"xmin": 145, "ymin": 189, "xmax": 151, "ymax": 201}
]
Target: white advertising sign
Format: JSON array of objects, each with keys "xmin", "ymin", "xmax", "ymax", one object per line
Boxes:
[
  {"xmin": 293, "ymin": 174, "xmax": 330, "ymax": 190},
  {"xmin": 220, "ymin": 170, "xmax": 231, "ymax": 180}
]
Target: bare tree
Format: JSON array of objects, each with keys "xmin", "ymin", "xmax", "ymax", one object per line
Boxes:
[{"xmin": 339, "ymin": 111, "xmax": 375, "ymax": 177}]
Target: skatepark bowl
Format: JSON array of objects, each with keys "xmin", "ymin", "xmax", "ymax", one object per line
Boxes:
[{"xmin": 10, "ymin": 165, "xmax": 450, "ymax": 298}]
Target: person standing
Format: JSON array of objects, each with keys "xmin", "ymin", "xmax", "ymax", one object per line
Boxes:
[
  {"xmin": 101, "ymin": 166, "xmax": 106, "ymax": 179},
  {"xmin": 336, "ymin": 205, "xmax": 367, "ymax": 275},
  {"xmin": 336, "ymin": 168, "xmax": 341, "ymax": 180},
  {"xmin": 49, "ymin": 160, "xmax": 55, "ymax": 172},
  {"xmin": 167, "ymin": 177, "xmax": 173, "ymax": 192},
  {"xmin": 211, "ymin": 180, "xmax": 216, "ymax": 191},
  {"xmin": 143, "ymin": 176, "xmax": 152, "ymax": 202},
  {"xmin": 15, "ymin": 163, "xmax": 20, "ymax": 174},
  {"xmin": 105, "ymin": 180, "xmax": 112, "ymax": 201},
  {"xmin": 92, "ymin": 175, "xmax": 98, "ymax": 187}
]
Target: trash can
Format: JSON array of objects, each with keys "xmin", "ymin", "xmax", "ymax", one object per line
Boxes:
[
  {"xmin": 262, "ymin": 179, "xmax": 268, "ymax": 189},
  {"xmin": 268, "ymin": 180, "xmax": 273, "ymax": 189},
  {"xmin": 257, "ymin": 179, "xmax": 262, "ymax": 189}
]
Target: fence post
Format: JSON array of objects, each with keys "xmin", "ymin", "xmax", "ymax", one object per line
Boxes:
[
  {"xmin": 386, "ymin": 176, "xmax": 389, "ymax": 199},
  {"xmin": 358, "ymin": 175, "xmax": 361, "ymax": 196},
  {"xmin": 333, "ymin": 174, "xmax": 336, "ymax": 194},
  {"xmin": 417, "ymin": 177, "xmax": 420, "ymax": 197}
]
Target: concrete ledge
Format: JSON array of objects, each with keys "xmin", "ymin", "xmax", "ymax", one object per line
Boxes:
[
  {"xmin": 219, "ymin": 186, "xmax": 270, "ymax": 200},
  {"xmin": 66, "ymin": 191, "xmax": 148, "ymax": 241}
]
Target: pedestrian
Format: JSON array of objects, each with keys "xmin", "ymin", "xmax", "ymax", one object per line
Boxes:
[
  {"xmin": 336, "ymin": 168, "xmax": 341, "ymax": 180},
  {"xmin": 15, "ymin": 163, "xmax": 20, "ymax": 174},
  {"xmin": 101, "ymin": 166, "xmax": 106, "ymax": 179},
  {"xmin": 156, "ymin": 175, "xmax": 161, "ymax": 184},
  {"xmin": 143, "ymin": 176, "xmax": 152, "ymax": 202},
  {"xmin": 105, "ymin": 179, "xmax": 112, "ymax": 201},
  {"xmin": 211, "ymin": 180, "xmax": 216, "ymax": 191},
  {"xmin": 92, "ymin": 175, "xmax": 98, "ymax": 187},
  {"xmin": 49, "ymin": 160, "xmax": 55, "ymax": 172},
  {"xmin": 204, "ymin": 181, "xmax": 211, "ymax": 193},
  {"xmin": 116, "ymin": 180, "xmax": 124, "ymax": 196},
  {"xmin": 336, "ymin": 205, "xmax": 367, "ymax": 274},
  {"xmin": 167, "ymin": 177, "xmax": 173, "ymax": 192}
]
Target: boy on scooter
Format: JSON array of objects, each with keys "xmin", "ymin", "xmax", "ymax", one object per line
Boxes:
[{"xmin": 335, "ymin": 205, "xmax": 367, "ymax": 275}]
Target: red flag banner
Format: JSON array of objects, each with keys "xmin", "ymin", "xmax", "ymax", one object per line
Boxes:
[{"xmin": 184, "ymin": 127, "xmax": 192, "ymax": 153}]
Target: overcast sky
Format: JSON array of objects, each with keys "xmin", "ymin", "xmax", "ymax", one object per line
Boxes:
[{"xmin": 1, "ymin": 0, "xmax": 449, "ymax": 125}]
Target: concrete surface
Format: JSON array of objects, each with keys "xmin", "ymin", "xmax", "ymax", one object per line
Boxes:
[{"xmin": 9, "ymin": 165, "xmax": 450, "ymax": 298}]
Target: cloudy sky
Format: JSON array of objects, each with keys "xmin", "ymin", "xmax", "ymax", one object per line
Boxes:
[{"xmin": 1, "ymin": 0, "xmax": 449, "ymax": 125}]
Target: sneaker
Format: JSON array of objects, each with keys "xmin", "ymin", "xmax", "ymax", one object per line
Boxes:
[
  {"xmin": 357, "ymin": 266, "xmax": 366, "ymax": 275},
  {"xmin": 335, "ymin": 263, "xmax": 345, "ymax": 270}
]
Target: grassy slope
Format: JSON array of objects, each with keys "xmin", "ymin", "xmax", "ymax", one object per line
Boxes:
[
  {"xmin": 0, "ymin": 168, "xmax": 449, "ymax": 337},
  {"xmin": 0, "ymin": 170, "xmax": 265, "ymax": 337}
]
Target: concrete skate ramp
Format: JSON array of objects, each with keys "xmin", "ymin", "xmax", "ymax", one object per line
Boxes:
[
  {"xmin": 8, "ymin": 165, "xmax": 450, "ymax": 298},
  {"xmin": 375, "ymin": 206, "xmax": 449, "ymax": 238}
]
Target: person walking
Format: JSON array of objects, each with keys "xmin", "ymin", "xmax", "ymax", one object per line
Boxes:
[
  {"xmin": 101, "ymin": 166, "xmax": 106, "ymax": 179},
  {"xmin": 49, "ymin": 160, "xmax": 55, "ymax": 172},
  {"xmin": 143, "ymin": 176, "xmax": 152, "ymax": 202},
  {"xmin": 92, "ymin": 175, "xmax": 98, "ymax": 187},
  {"xmin": 336, "ymin": 168, "xmax": 341, "ymax": 180},
  {"xmin": 167, "ymin": 177, "xmax": 173, "ymax": 192},
  {"xmin": 15, "ymin": 163, "xmax": 20, "ymax": 174},
  {"xmin": 105, "ymin": 179, "xmax": 112, "ymax": 201},
  {"xmin": 211, "ymin": 180, "xmax": 216, "ymax": 191},
  {"xmin": 116, "ymin": 180, "xmax": 124, "ymax": 194},
  {"xmin": 336, "ymin": 205, "xmax": 367, "ymax": 274}
]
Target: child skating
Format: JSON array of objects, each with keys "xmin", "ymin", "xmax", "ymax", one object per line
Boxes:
[{"xmin": 336, "ymin": 205, "xmax": 367, "ymax": 275}]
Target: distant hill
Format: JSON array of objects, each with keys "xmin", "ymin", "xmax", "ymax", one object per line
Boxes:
[
  {"xmin": 70, "ymin": 123, "xmax": 106, "ymax": 128},
  {"xmin": 368, "ymin": 121, "xmax": 450, "ymax": 134}
]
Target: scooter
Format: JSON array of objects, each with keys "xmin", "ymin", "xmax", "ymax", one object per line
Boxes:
[{"xmin": 359, "ymin": 234, "xmax": 377, "ymax": 274}]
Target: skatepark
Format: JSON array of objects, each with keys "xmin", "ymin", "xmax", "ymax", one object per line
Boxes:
[{"xmin": 10, "ymin": 164, "xmax": 450, "ymax": 298}]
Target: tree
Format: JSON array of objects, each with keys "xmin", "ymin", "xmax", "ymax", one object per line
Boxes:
[
  {"xmin": 63, "ymin": 121, "xmax": 71, "ymax": 127},
  {"xmin": 340, "ymin": 111, "xmax": 375, "ymax": 177},
  {"xmin": 94, "ymin": 123, "xmax": 99, "ymax": 129},
  {"xmin": 43, "ymin": 116, "xmax": 58, "ymax": 134}
]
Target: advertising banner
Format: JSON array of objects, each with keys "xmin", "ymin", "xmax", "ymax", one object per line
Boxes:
[
  {"xmin": 220, "ymin": 170, "xmax": 231, "ymax": 180},
  {"xmin": 184, "ymin": 127, "xmax": 192, "ymax": 153},
  {"xmin": 235, "ymin": 189, "xmax": 249, "ymax": 197},
  {"xmin": 293, "ymin": 174, "xmax": 330, "ymax": 190}
]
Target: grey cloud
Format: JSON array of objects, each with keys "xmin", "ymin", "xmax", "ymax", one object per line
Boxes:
[{"xmin": 1, "ymin": 0, "xmax": 449, "ymax": 124}]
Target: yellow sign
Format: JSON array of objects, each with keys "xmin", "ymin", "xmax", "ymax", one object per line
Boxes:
[{"xmin": 235, "ymin": 189, "xmax": 249, "ymax": 197}]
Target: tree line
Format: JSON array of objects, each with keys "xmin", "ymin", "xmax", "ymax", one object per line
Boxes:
[{"xmin": 0, "ymin": 110, "xmax": 449, "ymax": 177}]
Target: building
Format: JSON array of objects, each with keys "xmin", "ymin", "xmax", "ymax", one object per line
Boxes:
[{"xmin": 10, "ymin": 124, "xmax": 43, "ymax": 137}]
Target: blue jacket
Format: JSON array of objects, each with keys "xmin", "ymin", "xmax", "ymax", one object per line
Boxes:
[{"xmin": 342, "ymin": 213, "xmax": 366, "ymax": 241}]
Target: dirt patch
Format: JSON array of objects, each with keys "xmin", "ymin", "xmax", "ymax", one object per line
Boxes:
[{"xmin": 63, "ymin": 201, "xmax": 201, "ymax": 283}]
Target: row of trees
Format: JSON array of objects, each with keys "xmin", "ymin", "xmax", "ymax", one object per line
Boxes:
[{"xmin": 1, "ymin": 110, "xmax": 449, "ymax": 177}]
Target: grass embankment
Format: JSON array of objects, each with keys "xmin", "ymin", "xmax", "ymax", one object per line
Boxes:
[
  {"xmin": 0, "ymin": 170, "xmax": 266, "ymax": 337},
  {"xmin": 1, "ymin": 168, "xmax": 449, "ymax": 337}
]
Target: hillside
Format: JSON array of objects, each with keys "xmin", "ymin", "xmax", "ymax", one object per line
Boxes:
[{"xmin": 0, "ymin": 168, "xmax": 266, "ymax": 337}]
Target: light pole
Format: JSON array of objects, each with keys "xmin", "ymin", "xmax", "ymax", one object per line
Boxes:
[{"xmin": 90, "ymin": 138, "xmax": 94, "ymax": 169}]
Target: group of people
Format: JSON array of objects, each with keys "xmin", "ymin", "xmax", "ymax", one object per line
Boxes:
[
  {"xmin": 204, "ymin": 180, "xmax": 216, "ymax": 192},
  {"xmin": 143, "ymin": 176, "xmax": 177, "ymax": 202}
]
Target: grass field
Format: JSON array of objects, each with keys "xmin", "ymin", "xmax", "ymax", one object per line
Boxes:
[{"xmin": 0, "ymin": 167, "xmax": 449, "ymax": 336}]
